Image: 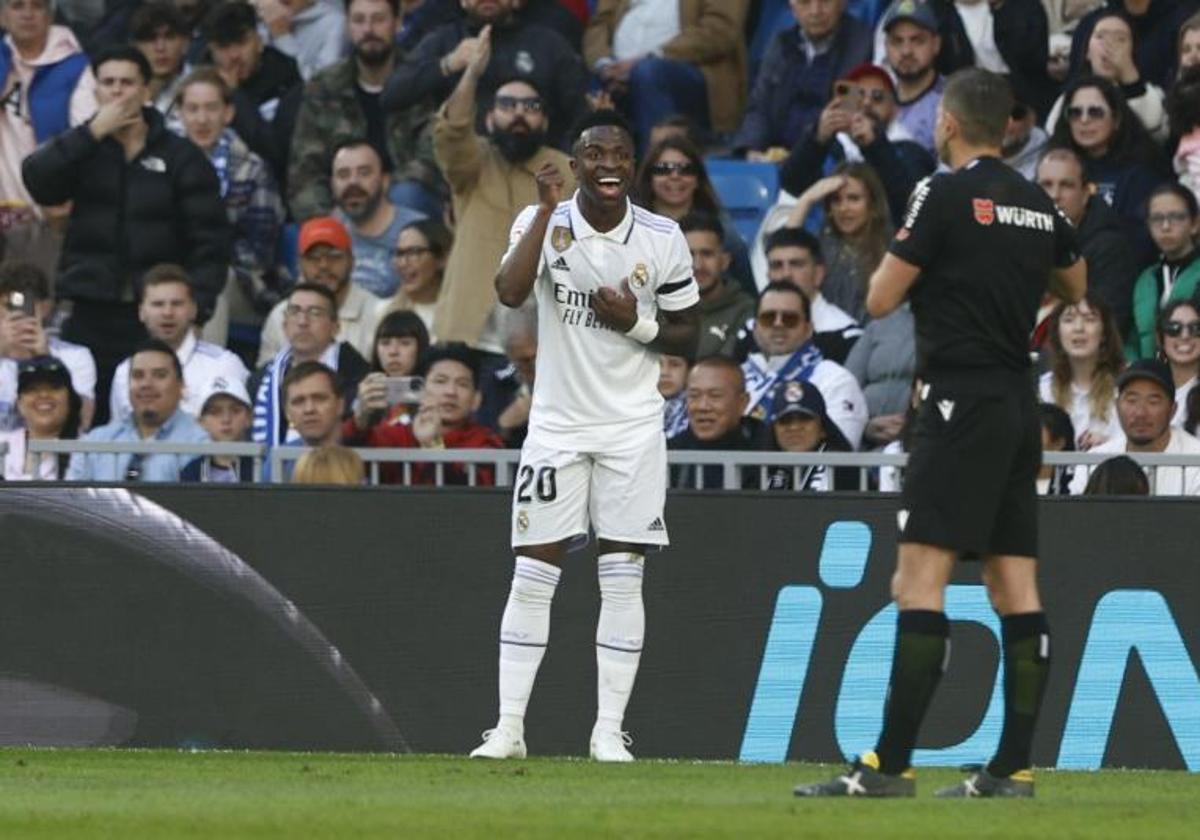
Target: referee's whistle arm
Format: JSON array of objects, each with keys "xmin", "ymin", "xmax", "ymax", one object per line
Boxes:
[
  {"xmin": 1050, "ymin": 257, "xmax": 1088, "ymax": 305},
  {"xmin": 865, "ymin": 254, "xmax": 921, "ymax": 320}
]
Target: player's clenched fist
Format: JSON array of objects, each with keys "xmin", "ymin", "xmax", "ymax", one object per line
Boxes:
[
  {"xmin": 535, "ymin": 162, "xmax": 565, "ymax": 210},
  {"xmin": 593, "ymin": 278, "xmax": 638, "ymax": 333}
]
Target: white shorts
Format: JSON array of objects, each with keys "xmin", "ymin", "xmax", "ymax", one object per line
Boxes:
[{"xmin": 510, "ymin": 427, "xmax": 669, "ymax": 550}]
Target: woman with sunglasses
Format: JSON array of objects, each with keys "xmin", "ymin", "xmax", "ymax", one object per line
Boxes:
[
  {"xmin": 1127, "ymin": 183, "xmax": 1200, "ymax": 360},
  {"xmin": 1155, "ymin": 299, "xmax": 1200, "ymax": 428},
  {"xmin": 1, "ymin": 356, "xmax": 82, "ymax": 481},
  {"xmin": 381, "ymin": 218, "xmax": 453, "ymax": 337}
]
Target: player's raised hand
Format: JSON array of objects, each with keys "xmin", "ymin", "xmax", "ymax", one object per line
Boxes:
[
  {"xmin": 593, "ymin": 278, "xmax": 639, "ymax": 333},
  {"xmin": 535, "ymin": 162, "xmax": 565, "ymax": 210}
]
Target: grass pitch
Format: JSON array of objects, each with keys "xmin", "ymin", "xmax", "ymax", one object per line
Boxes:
[{"xmin": 0, "ymin": 750, "xmax": 1194, "ymax": 838}]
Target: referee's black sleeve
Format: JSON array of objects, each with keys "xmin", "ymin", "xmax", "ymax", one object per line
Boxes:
[
  {"xmin": 888, "ymin": 175, "xmax": 946, "ymax": 269},
  {"xmin": 1052, "ymin": 207, "xmax": 1083, "ymax": 268}
]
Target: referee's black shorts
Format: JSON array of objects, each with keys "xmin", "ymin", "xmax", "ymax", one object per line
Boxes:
[{"xmin": 900, "ymin": 369, "xmax": 1041, "ymax": 558}]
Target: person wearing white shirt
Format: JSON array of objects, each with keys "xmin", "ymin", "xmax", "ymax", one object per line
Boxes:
[
  {"xmin": 109, "ymin": 264, "xmax": 248, "ymax": 421},
  {"xmin": 1069, "ymin": 359, "xmax": 1200, "ymax": 495}
]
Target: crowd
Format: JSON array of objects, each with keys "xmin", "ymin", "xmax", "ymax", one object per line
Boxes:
[{"xmin": 3, "ymin": 0, "xmax": 1200, "ymax": 495}]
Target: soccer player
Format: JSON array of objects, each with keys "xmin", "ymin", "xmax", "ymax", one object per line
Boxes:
[
  {"xmin": 795, "ymin": 69, "xmax": 1086, "ymax": 798},
  {"xmin": 469, "ymin": 110, "xmax": 700, "ymax": 762}
]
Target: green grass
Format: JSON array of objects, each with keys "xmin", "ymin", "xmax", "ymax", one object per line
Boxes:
[{"xmin": 0, "ymin": 750, "xmax": 1194, "ymax": 838}]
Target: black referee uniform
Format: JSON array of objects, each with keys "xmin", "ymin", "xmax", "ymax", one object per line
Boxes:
[{"xmin": 892, "ymin": 157, "xmax": 1082, "ymax": 557}]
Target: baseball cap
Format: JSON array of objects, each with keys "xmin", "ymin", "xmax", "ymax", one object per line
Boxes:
[
  {"xmin": 200, "ymin": 376, "xmax": 252, "ymax": 413},
  {"xmin": 881, "ymin": 0, "xmax": 939, "ymax": 33},
  {"xmin": 842, "ymin": 63, "xmax": 897, "ymax": 99},
  {"xmin": 17, "ymin": 355, "xmax": 72, "ymax": 393},
  {"xmin": 1116, "ymin": 359, "xmax": 1175, "ymax": 402},
  {"xmin": 298, "ymin": 217, "xmax": 352, "ymax": 255},
  {"xmin": 773, "ymin": 379, "xmax": 827, "ymax": 421}
]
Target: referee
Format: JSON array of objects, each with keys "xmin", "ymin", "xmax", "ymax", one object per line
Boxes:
[{"xmin": 795, "ymin": 69, "xmax": 1086, "ymax": 799}]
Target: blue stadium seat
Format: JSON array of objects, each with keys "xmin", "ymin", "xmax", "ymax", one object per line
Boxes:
[
  {"xmin": 278, "ymin": 222, "xmax": 300, "ymax": 281},
  {"xmin": 705, "ymin": 158, "xmax": 780, "ymax": 244}
]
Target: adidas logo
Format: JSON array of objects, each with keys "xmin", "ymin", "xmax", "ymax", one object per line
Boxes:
[
  {"xmin": 550, "ymin": 256, "xmax": 570, "ymax": 271},
  {"xmin": 647, "ymin": 517, "xmax": 665, "ymax": 532}
]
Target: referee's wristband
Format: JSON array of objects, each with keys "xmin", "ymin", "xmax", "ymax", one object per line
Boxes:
[{"xmin": 625, "ymin": 316, "xmax": 659, "ymax": 344}]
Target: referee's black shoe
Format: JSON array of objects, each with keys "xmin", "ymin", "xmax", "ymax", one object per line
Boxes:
[
  {"xmin": 934, "ymin": 767, "xmax": 1034, "ymax": 798},
  {"xmin": 793, "ymin": 751, "xmax": 916, "ymax": 798}
]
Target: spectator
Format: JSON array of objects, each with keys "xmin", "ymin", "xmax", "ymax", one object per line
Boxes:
[
  {"xmin": 1179, "ymin": 10, "xmax": 1200, "ymax": 77},
  {"xmin": 1037, "ymin": 400, "xmax": 1076, "ymax": 494},
  {"xmin": 1170, "ymin": 66, "xmax": 1200, "ymax": 208},
  {"xmin": 1081, "ymin": 453, "xmax": 1149, "ymax": 494},
  {"xmin": 131, "ymin": 1, "xmax": 192, "ymax": 135},
  {"xmin": 659, "ymin": 352, "xmax": 689, "ymax": 439},
  {"xmin": 429, "ymin": 29, "xmax": 573, "ymax": 357},
  {"xmin": 382, "ymin": 0, "xmax": 588, "ymax": 149},
  {"xmin": 1186, "ymin": 377, "xmax": 1200, "ymax": 435},
  {"xmin": 109, "ymin": 264, "xmax": 249, "ymax": 422},
  {"xmin": 353, "ymin": 308, "xmax": 431, "ymax": 432},
  {"xmin": 668, "ymin": 355, "xmax": 765, "ymax": 490},
  {"xmin": 735, "ymin": 0, "xmax": 872, "ymax": 159},
  {"xmin": 252, "ymin": 283, "xmax": 370, "ymax": 449},
  {"xmin": 201, "ymin": 1, "xmax": 302, "ymax": 179},
  {"xmin": 1068, "ymin": 0, "xmax": 1198, "ymax": 91},
  {"xmin": 66, "ymin": 338, "xmax": 210, "ymax": 481},
  {"xmin": 343, "ymin": 342, "xmax": 503, "ymax": 484},
  {"xmin": 1002, "ymin": 101, "xmax": 1048, "ymax": 179},
  {"xmin": 1035, "ymin": 146, "xmax": 1138, "ymax": 334},
  {"xmin": 844, "ymin": 302, "xmax": 914, "ymax": 448},
  {"xmin": 1039, "ymin": 293, "xmax": 1124, "ymax": 450},
  {"xmin": 255, "ymin": 0, "xmax": 346, "ymax": 81},
  {"xmin": 682, "ymin": 213, "xmax": 754, "ymax": 359},
  {"xmin": 280, "ymin": 360, "xmax": 345, "ymax": 451},
  {"xmin": 944, "ymin": 0, "xmax": 1054, "ymax": 118},
  {"xmin": 0, "ymin": 0, "xmax": 96, "ymax": 258},
  {"xmin": 783, "ymin": 162, "xmax": 892, "ymax": 321},
  {"xmin": 329, "ymin": 139, "xmax": 426, "ymax": 298},
  {"xmin": 177, "ymin": 67, "xmax": 286, "ymax": 325},
  {"xmin": 762, "ymin": 379, "xmax": 856, "ymax": 491},
  {"xmin": 583, "ymin": 0, "xmax": 749, "ymax": 151},
  {"xmin": 291, "ymin": 443, "xmax": 365, "ymax": 484},
  {"xmin": 476, "ymin": 308, "xmax": 535, "ymax": 447},
  {"xmin": 258, "ymin": 217, "xmax": 382, "ymax": 365},
  {"xmin": 633, "ymin": 136, "xmax": 752, "ymax": 293},
  {"xmin": 380, "ymin": 217, "xmax": 453, "ymax": 337},
  {"xmin": 647, "ymin": 112, "xmax": 702, "ymax": 151},
  {"xmin": 0, "ymin": 355, "xmax": 82, "ymax": 480},
  {"xmin": 1049, "ymin": 74, "xmax": 1165, "ymax": 265},
  {"xmin": 1069, "ymin": 358, "xmax": 1200, "ymax": 494},
  {"xmin": 21, "ymin": 45, "xmax": 229, "ymax": 424},
  {"xmin": 742, "ymin": 281, "xmax": 867, "ymax": 447},
  {"xmin": 879, "ymin": 0, "xmax": 944, "ymax": 155},
  {"xmin": 183, "ymin": 375, "xmax": 255, "ymax": 481},
  {"xmin": 1127, "ymin": 183, "xmax": 1200, "ymax": 360},
  {"xmin": 0, "ymin": 261, "xmax": 97, "ymax": 430},
  {"xmin": 1156, "ymin": 298, "xmax": 1200, "ymax": 428},
  {"xmin": 398, "ymin": 0, "xmax": 588, "ymax": 51},
  {"xmin": 288, "ymin": 0, "xmax": 441, "ymax": 223},
  {"xmin": 779, "ymin": 61, "xmax": 936, "ymax": 227},
  {"xmin": 1045, "ymin": 10, "xmax": 1167, "ymax": 141}
]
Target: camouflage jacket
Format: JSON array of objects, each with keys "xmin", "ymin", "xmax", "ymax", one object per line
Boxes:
[{"xmin": 287, "ymin": 57, "xmax": 439, "ymax": 222}]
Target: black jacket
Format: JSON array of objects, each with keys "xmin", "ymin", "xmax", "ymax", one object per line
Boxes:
[
  {"xmin": 1077, "ymin": 195, "xmax": 1140, "ymax": 337},
  {"xmin": 1069, "ymin": 0, "xmax": 1200, "ymax": 91},
  {"xmin": 222, "ymin": 46, "xmax": 303, "ymax": 183},
  {"xmin": 22, "ymin": 107, "xmax": 230, "ymax": 319},
  {"xmin": 669, "ymin": 417, "xmax": 768, "ymax": 490}
]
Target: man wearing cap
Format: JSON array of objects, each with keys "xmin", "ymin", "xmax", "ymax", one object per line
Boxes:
[
  {"xmin": 763, "ymin": 378, "xmax": 856, "ymax": 492},
  {"xmin": 182, "ymin": 375, "xmax": 255, "ymax": 482},
  {"xmin": 0, "ymin": 355, "xmax": 81, "ymax": 480},
  {"xmin": 1068, "ymin": 359, "xmax": 1200, "ymax": 496},
  {"xmin": 66, "ymin": 338, "xmax": 210, "ymax": 482},
  {"xmin": 257, "ymin": 216, "xmax": 381, "ymax": 366},
  {"xmin": 779, "ymin": 60, "xmax": 935, "ymax": 225},
  {"xmin": 108, "ymin": 263, "xmax": 249, "ymax": 423},
  {"xmin": 879, "ymin": 0, "xmax": 946, "ymax": 156}
]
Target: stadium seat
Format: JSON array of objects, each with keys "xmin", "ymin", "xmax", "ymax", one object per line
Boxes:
[
  {"xmin": 705, "ymin": 158, "xmax": 780, "ymax": 244},
  {"xmin": 278, "ymin": 222, "xmax": 300, "ymax": 281}
]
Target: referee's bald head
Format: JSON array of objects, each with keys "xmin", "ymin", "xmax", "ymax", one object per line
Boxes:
[{"xmin": 940, "ymin": 68, "xmax": 1013, "ymax": 149}]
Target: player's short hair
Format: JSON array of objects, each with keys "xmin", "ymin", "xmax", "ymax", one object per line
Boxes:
[
  {"xmin": 140, "ymin": 263, "xmax": 194, "ymax": 301},
  {"xmin": 289, "ymin": 283, "xmax": 340, "ymax": 318},
  {"xmin": 132, "ymin": 337, "xmax": 185, "ymax": 381},
  {"xmin": 130, "ymin": 1, "xmax": 189, "ymax": 40},
  {"xmin": 283, "ymin": 360, "xmax": 343, "ymax": 401},
  {"xmin": 92, "ymin": 44, "xmax": 153, "ymax": 83},
  {"xmin": 679, "ymin": 211, "xmax": 725, "ymax": 242},
  {"xmin": 0, "ymin": 261, "xmax": 51, "ymax": 302},
  {"xmin": 203, "ymin": 1, "xmax": 258, "ymax": 46},
  {"xmin": 941, "ymin": 68, "xmax": 1013, "ymax": 148},
  {"xmin": 176, "ymin": 67, "xmax": 233, "ymax": 106},
  {"xmin": 1036, "ymin": 145, "xmax": 1088, "ymax": 181},
  {"xmin": 764, "ymin": 227, "xmax": 824, "ymax": 265},
  {"xmin": 691, "ymin": 355, "xmax": 745, "ymax": 390},
  {"xmin": 758, "ymin": 280, "xmax": 812, "ymax": 323},
  {"xmin": 421, "ymin": 342, "xmax": 480, "ymax": 389},
  {"xmin": 570, "ymin": 108, "xmax": 635, "ymax": 153}
]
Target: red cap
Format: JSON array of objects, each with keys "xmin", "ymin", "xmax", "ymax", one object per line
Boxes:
[
  {"xmin": 299, "ymin": 217, "xmax": 351, "ymax": 254},
  {"xmin": 842, "ymin": 63, "xmax": 897, "ymax": 99}
]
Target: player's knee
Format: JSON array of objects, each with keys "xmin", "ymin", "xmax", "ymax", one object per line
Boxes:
[
  {"xmin": 598, "ymin": 554, "xmax": 644, "ymax": 606},
  {"xmin": 890, "ymin": 568, "xmax": 943, "ymax": 611}
]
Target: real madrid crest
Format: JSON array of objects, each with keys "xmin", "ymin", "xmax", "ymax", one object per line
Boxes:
[
  {"xmin": 551, "ymin": 226, "xmax": 573, "ymax": 252},
  {"xmin": 785, "ymin": 381, "xmax": 804, "ymax": 402},
  {"xmin": 516, "ymin": 511, "xmax": 530, "ymax": 532},
  {"xmin": 630, "ymin": 263, "xmax": 649, "ymax": 290}
]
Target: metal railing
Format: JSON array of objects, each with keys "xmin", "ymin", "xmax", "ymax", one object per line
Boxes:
[
  {"xmin": 26, "ymin": 440, "xmax": 267, "ymax": 482},
  {"xmin": 268, "ymin": 446, "xmax": 521, "ymax": 487}
]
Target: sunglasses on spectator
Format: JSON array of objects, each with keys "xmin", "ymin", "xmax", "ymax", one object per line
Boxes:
[
  {"xmin": 758, "ymin": 310, "xmax": 803, "ymax": 328},
  {"xmin": 1149, "ymin": 211, "xmax": 1190, "ymax": 228},
  {"xmin": 392, "ymin": 246, "xmax": 432, "ymax": 260},
  {"xmin": 833, "ymin": 81, "xmax": 889, "ymax": 103},
  {"xmin": 284, "ymin": 304, "xmax": 334, "ymax": 320},
  {"xmin": 1066, "ymin": 105, "xmax": 1109, "ymax": 122},
  {"xmin": 650, "ymin": 161, "xmax": 700, "ymax": 177},
  {"xmin": 494, "ymin": 95, "xmax": 544, "ymax": 113},
  {"xmin": 1163, "ymin": 320, "xmax": 1200, "ymax": 338}
]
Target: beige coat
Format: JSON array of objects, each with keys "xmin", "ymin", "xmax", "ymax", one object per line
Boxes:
[{"xmin": 583, "ymin": 0, "xmax": 749, "ymax": 133}]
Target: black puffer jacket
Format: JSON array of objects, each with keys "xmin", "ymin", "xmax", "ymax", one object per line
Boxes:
[{"xmin": 22, "ymin": 107, "xmax": 230, "ymax": 318}]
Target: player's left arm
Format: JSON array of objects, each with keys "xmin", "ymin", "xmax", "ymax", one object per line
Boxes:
[
  {"xmin": 648, "ymin": 303, "xmax": 700, "ymax": 358},
  {"xmin": 866, "ymin": 254, "xmax": 921, "ymax": 319}
]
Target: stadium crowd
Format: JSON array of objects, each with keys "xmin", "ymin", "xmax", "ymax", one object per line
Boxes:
[{"xmin": 2, "ymin": 0, "xmax": 1200, "ymax": 494}]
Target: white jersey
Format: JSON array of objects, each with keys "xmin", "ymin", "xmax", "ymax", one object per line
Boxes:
[
  {"xmin": 0, "ymin": 337, "xmax": 96, "ymax": 431},
  {"xmin": 109, "ymin": 330, "xmax": 249, "ymax": 421},
  {"xmin": 504, "ymin": 193, "xmax": 698, "ymax": 451}
]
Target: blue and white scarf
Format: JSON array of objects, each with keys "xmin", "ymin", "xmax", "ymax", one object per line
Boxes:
[
  {"xmin": 252, "ymin": 347, "xmax": 294, "ymax": 449},
  {"xmin": 663, "ymin": 392, "xmax": 689, "ymax": 439},
  {"xmin": 209, "ymin": 130, "xmax": 233, "ymax": 199},
  {"xmin": 742, "ymin": 341, "xmax": 824, "ymax": 422}
]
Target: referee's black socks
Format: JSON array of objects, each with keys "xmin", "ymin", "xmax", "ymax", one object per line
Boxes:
[
  {"xmin": 874, "ymin": 609, "xmax": 949, "ymax": 775},
  {"xmin": 988, "ymin": 611, "xmax": 1051, "ymax": 778}
]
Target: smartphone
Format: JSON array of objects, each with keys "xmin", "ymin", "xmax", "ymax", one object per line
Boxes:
[
  {"xmin": 6, "ymin": 291, "xmax": 35, "ymax": 317},
  {"xmin": 384, "ymin": 376, "xmax": 424, "ymax": 406},
  {"xmin": 833, "ymin": 82, "xmax": 863, "ymax": 112}
]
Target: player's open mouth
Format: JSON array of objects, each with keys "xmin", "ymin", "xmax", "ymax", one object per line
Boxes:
[{"xmin": 595, "ymin": 177, "xmax": 623, "ymax": 199}]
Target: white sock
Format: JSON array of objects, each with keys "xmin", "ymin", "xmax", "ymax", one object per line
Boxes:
[
  {"xmin": 595, "ymin": 552, "xmax": 645, "ymax": 732},
  {"xmin": 496, "ymin": 556, "xmax": 560, "ymax": 734}
]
